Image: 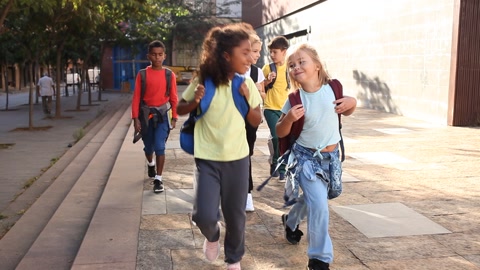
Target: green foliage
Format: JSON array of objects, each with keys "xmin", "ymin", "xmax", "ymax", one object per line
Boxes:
[
  {"xmin": 1, "ymin": 0, "xmax": 241, "ymax": 74},
  {"xmin": 72, "ymin": 127, "xmax": 85, "ymax": 142}
]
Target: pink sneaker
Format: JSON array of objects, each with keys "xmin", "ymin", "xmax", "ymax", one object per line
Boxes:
[
  {"xmin": 227, "ymin": 262, "xmax": 241, "ymax": 270},
  {"xmin": 203, "ymin": 238, "xmax": 220, "ymax": 261}
]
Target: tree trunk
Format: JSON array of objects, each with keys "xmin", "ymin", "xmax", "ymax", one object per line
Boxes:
[
  {"xmin": 55, "ymin": 42, "xmax": 64, "ymax": 118},
  {"xmin": 4, "ymin": 65, "xmax": 9, "ymax": 110},
  {"xmin": 28, "ymin": 62, "xmax": 34, "ymax": 129},
  {"xmin": 97, "ymin": 42, "xmax": 106, "ymax": 101},
  {"xmin": 34, "ymin": 61, "xmax": 40, "ymax": 104},
  {"xmin": 0, "ymin": 0, "xmax": 14, "ymax": 33}
]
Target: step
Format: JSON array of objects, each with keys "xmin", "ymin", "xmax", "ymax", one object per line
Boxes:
[
  {"xmin": 0, "ymin": 97, "xmax": 131, "ymax": 270},
  {"xmin": 71, "ymin": 115, "xmax": 146, "ymax": 269},
  {"xmin": 15, "ymin": 102, "xmax": 132, "ymax": 270}
]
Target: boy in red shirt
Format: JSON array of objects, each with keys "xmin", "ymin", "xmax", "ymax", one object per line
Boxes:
[{"xmin": 131, "ymin": 40, "xmax": 178, "ymax": 193}]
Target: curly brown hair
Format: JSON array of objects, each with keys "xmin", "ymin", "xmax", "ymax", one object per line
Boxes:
[{"xmin": 199, "ymin": 23, "xmax": 251, "ymax": 87}]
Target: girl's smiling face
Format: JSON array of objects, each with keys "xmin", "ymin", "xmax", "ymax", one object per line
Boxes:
[
  {"xmin": 227, "ymin": 39, "xmax": 253, "ymax": 75},
  {"xmin": 287, "ymin": 49, "xmax": 319, "ymax": 85}
]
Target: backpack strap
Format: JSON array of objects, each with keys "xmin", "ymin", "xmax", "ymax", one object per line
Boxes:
[
  {"xmin": 231, "ymin": 74, "xmax": 249, "ymax": 118},
  {"xmin": 286, "ymin": 67, "xmax": 290, "ymax": 90},
  {"xmin": 249, "ymin": 65, "xmax": 258, "ymax": 83},
  {"xmin": 165, "ymin": 68, "xmax": 172, "ymax": 97},
  {"xmin": 279, "ymin": 89, "xmax": 302, "ymax": 155},
  {"xmin": 139, "ymin": 69, "xmax": 146, "ymax": 106},
  {"xmin": 265, "ymin": 63, "xmax": 276, "ymax": 91},
  {"xmin": 328, "ymin": 79, "xmax": 345, "ymax": 162},
  {"xmin": 196, "ymin": 74, "xmax": 248, "ymax": 120},
  {"xmin": 197, "ymin": 78, "xmax": 216, "ymax": 119}
]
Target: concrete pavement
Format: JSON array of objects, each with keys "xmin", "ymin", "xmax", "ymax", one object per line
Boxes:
[
  {"xmin": 132, "ymin": 99, "xmax": 480, "ymax": 269},
  {"xmin": 1, "ymin": 84, "xmax": 480, "ymax": 269}
]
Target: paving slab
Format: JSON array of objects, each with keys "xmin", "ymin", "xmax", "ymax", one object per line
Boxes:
[{"xmin": 332, "ymin": 202, "xmax": 451, "ymax": 238}]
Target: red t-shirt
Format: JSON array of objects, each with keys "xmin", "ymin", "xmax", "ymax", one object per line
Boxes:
[{"xmin": 131, "ymin": 66, "xmax": 178, "ymax": 119}]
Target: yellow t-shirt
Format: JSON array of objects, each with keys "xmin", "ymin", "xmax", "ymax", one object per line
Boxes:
[
  {"xmin": 182, "ymin": 77, "xmax": 262, "ymax": 161},
  {"xmin": 262, "ymin": 62, "xmax": 289, "ymax": 110}
]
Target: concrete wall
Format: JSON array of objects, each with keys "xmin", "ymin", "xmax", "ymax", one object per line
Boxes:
[{"xmin": 254, "ymin": 0, "xmax": 455, "ymax": 125}]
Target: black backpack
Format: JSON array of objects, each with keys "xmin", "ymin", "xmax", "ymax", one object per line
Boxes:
[{"xmin": 265, "ymin": 63, "xmax": 290, "ymax": 93}]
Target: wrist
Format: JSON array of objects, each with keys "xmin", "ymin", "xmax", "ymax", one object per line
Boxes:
[{"xmin": 172, "ymin": 118, "xmax": 178, "ymax": 121}]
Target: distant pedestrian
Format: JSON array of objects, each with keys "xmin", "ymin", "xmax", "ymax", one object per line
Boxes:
[
  {"xmin": 177, "ymin": 22, "xmax": 262, "ymax": 270},
  {"xmin": 276, "ymin": 43, "xmax": 356, "ymax": 270},
  {"xmin": 37, "ymin": 73, "xmax": 55, "ymax": 116},
  {"xmin": 131, "ymin": 40, "xmax": 178, "ymax": 193}
]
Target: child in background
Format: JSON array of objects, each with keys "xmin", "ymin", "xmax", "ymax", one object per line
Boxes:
[
  {"xmin": 276, "ymin": 43, "xmax": 356, "ymax": 270},
  {"xmin": 262, "ymin": 36, "xmax": 290, "ymax": 181},
  {"xmin": 244, "ymin": 30, "xmax": 265, "ymax": 212},
  {"xmin": 131, "ymin": 40, "xmax": 178, "ymax": 194},
  {"xmin": 177, "ymin": 23, "xmax": 262, "ymax": 270}
]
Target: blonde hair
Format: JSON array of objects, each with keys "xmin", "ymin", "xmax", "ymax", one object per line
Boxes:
[
  {"xmin": 249, "ymin": 33, "xmax": 262, "ymax": 46},
  {"xmin": 286, "ymin": 43, "xmax": 330, "ymax": 90}
]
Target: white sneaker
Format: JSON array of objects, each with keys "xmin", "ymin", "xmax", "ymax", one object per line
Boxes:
[
  {"xmin": 227, "ymin": 262, "xmax": 241, "ymax": 270},
  {"xmin": 203, "ymin": 223, "xmax": 221, "ymax": 262},
  {"xmin": 245, "ymin": 193, "xmax": 254, "ymax": 212}
]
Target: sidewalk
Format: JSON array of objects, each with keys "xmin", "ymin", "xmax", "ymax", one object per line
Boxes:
[
  {"xmin": 1, "ymin": 86, "xmax": 479, "ymax": 269},
  {"xmin": 133, "ymin": 106, "xmax": 480, "ymax": 269}
]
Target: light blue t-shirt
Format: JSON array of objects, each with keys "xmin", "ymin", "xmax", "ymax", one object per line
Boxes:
[{"xmin": 281, "ymin": 84, "xmax": 340, "ymax": 150}]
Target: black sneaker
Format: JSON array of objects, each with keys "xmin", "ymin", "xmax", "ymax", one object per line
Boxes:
[
  {"xmin": 307, "ymin": 259, "xmax": 330, "ymax": 270},
  {"xmin": 270, "ymin": 164, "xmax": 279, "ymax": 177},
  {"xmin": 148, "ymin": 165, "xmax": 156, "ymax": 178},
  {"xmin": 281, "ymin": 214, "xmax": 303, "ymax": 245},
  {"xmin": 153, "ymin": 179, "xmax": 164, "ymax": 193},
  {"xmin": 278, "ymin": 172, "xmax": 285, "ymax": 182}
]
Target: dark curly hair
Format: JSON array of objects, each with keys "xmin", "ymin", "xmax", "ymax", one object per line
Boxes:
[{"xmin": 199, "ymin": 23, "xmax": 252, "ymax": 87}]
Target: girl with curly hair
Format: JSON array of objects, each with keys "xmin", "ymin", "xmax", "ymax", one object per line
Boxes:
[{"xmin": 177, "ymin": 22, "xmax": 262, "ymax": 270}]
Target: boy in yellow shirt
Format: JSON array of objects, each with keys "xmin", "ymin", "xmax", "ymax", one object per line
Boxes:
[{"xmin": 262, "ymin": 36, "xmax": 290, "ymax": 180}]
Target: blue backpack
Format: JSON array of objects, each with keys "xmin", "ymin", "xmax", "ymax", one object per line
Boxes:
[{"xmin": 180, "ymin": 74, "xmax": 250, "ymax": 155}]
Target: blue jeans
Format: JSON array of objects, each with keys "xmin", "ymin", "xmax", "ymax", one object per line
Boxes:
[
  {"xmin": 142, "ymin": 114, "xmax": 170, "ymax": 156},
  {"xmin": 286, "ymin": 144, "xmax": 340, "ymax": 263}
]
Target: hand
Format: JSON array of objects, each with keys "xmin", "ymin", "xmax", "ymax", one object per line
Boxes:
[
  {"xmin": 170, "ymin": 119, "xmax": 177, "ymax": 129},
  {"xmin": 267, "ymin": 72, "xmax": 276, "ymax": 82},
  {"xmin": 334, "ymin": 96, "xmax": 356, "ymax": 114},
  {"xmin": 285, "ymin": 104, "xmax": 304, "ymax": 123},
  {"xmin": 194, "ymin": 84, "xmax": 205, "ymax": 103},
  {"xmin": 134, "ymin": 118, "xmax": 141, "ymax": 133},
  {"xmin": 239, "ymin": 82, "xmax": 249, "ymax": 99}
]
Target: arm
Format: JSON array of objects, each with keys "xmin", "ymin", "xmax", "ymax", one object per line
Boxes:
[
  {"xmin": 176, "ymin": 82, "xmax": 204, "ymax": 116},
  {"xmin": 169, "ymin": 72, "xmax": 178, "ymax": 129},
  {"xmin": 131, "ymin": 73, "xmax": 142, "ymax": 132},
  {"xmin": 334, "ymin": 95, "xmax": 357, "ymax": 116},
  {"xmin": 276, "ymin": 104, "xmax": 304, "ymax": 138},
  {"xmin": 256, "ymin": 81, "xmax": 266, "ymax": 100}
]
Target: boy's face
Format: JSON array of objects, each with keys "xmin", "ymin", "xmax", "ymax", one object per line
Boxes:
[
  {"xmin": 147, "ymin": 47, "xmax": 166, "ymax": 69},
  {"xmin": 269, "ymin": 48, "xmax": 286, "ymax": 64}
]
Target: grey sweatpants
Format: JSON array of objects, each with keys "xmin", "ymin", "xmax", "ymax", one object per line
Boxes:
[{"xmin": 192, "ymin": 157, "xmax": 249, "ymax": 264}]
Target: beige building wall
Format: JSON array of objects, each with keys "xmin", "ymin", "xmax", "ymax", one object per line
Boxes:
[{"xmin": 256, "ymin": 0, "xmax": 455, "ymax": 125}]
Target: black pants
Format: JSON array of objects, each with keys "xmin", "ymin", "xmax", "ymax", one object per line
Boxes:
[
  {"xmin": 192, "ymin": 157, "xmax": 249, "ymax": 264},
  {"xmin": 245, "ymin": 122, "xmax": 258, "ymax": 192}
]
